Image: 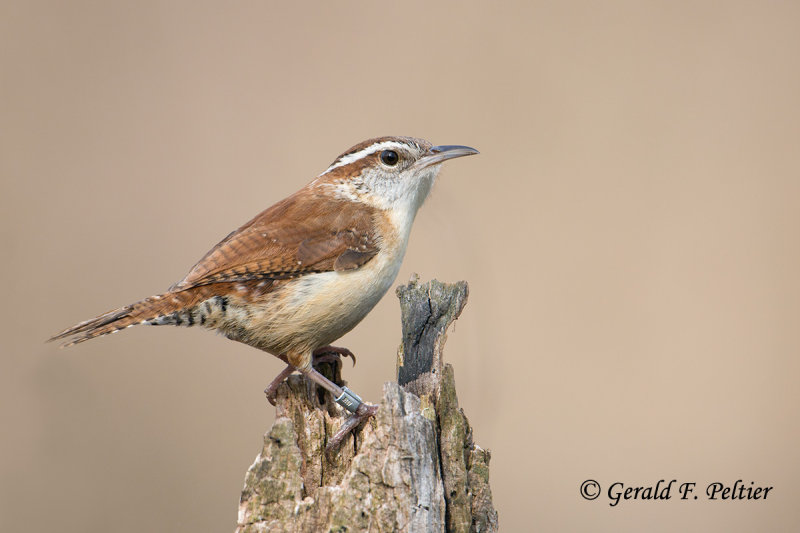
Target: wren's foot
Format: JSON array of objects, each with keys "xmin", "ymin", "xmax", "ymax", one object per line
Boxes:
[
  {"xmin": 312, "ymin": 345, "xmax": 356, "ymax": 368},
  {"xmin": 263, "ymin": 364, "xmax": 295, "ymax": 406},
  {"xmin": 326, "ymin": 402, "xmax": 379, "ymax": 457},
  {"xmin": 298, "ymin": 366, "xmax": 377, "ymax": 457}
]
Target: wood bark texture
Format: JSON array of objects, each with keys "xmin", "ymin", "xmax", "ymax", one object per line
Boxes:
[{"xmin": 235, "ymin": 276, "xmax": 498, "ymax": 533}]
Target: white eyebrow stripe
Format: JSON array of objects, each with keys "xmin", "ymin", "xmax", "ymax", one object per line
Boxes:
[{"xmin": 319, "ymin": 141, "xmax": 410, "ymax": 176}]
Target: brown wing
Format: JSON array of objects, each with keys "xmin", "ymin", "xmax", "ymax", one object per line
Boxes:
[{"xmin": 170, "ymin": 186, "xmax": 381, "ymax": 291}]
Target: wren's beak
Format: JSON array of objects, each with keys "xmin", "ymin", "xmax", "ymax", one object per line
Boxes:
[{"xmin": 416, "ymin": 144, "xmax": 479, "ymax": 169}]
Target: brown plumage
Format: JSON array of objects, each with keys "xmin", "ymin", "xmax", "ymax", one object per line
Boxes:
[
  {"xmin": 50, "ymin": 160, "xmax": 383, "ymax": 349},
  {"xmin": 171, "ymin": 191, "xmax": 381, "ymax": 291}
]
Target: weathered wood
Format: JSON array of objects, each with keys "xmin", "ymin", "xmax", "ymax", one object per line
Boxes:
[
  {"xmin": 396, "ymin": 275, "xmax": 468, "ymax": 399},
  {"xmin": 235, "ymin": 277, "xmax": 498, "ymax": 533}
]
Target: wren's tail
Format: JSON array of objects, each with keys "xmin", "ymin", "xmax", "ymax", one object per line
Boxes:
[{"xmin": 49, "ymin": 285, "xmax": 231, "ymax": 348}]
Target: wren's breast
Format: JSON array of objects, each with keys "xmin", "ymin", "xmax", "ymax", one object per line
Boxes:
[{"xmin": 288, "ymin": 241, "xmax": 404, "ymax": 341}]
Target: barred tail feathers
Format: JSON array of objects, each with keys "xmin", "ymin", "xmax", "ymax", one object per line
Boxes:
[{"xmin": 49, "ymin": 288, "xmax": 224, "ymax": 347}]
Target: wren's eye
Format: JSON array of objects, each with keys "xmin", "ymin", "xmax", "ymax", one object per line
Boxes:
[{"xmin": 380, "ymin": 150, "xmax": 399, "ymax": 166}]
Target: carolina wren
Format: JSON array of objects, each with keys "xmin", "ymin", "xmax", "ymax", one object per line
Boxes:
[{"xmin": 51, "ymin": 136, "xmax": 478, "ymax": 449}]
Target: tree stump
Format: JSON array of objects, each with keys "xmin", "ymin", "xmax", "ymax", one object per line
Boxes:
[{"xmin": 235, "ymin": 277, "xmax": 498, "ymax": 533}]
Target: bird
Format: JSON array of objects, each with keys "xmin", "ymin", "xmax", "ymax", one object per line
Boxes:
[{"xmin": 50, "ymin": 135, "xmax": 478, "ymax": 451}]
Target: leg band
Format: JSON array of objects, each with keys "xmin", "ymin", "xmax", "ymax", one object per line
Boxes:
[{"xmin": 334, "ymin": 387, "xmax": 363, "ymax": 413}]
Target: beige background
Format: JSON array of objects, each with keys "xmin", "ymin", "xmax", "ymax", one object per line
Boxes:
[{"xmin": 2, "ymin": 1, "xmax": 799, "ymax": 531}]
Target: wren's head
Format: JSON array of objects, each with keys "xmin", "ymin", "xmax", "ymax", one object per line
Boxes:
[{"xmin": 313, "ymin": 136, "xmax": 478, "ymax": 215}]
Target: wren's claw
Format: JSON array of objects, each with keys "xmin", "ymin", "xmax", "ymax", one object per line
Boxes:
[
  {"xmin": 312, "ymin": 345, "xmax": 356, "ymax": 367},
  {"xmin": 285, "ymin": 365, "xmax": 376, "ymax": 457},
  {"xmin": 264, "ymin": 364, "xmax": 295, "ymax": 406},
  {"xmin": 326, "ymin": 402, "xmax": 379, "ymax": 457}
]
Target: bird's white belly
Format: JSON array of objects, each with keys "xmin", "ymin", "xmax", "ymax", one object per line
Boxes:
[
  {"xmin": 290, "ymin": 247, "xmax": 404, "ymax": 339},
  {"xmin": 241, "ymin": 243, "xmax": 406, "ymax": 361}
]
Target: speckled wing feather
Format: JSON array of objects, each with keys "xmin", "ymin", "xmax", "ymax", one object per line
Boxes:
[{"xmin": 170, "ymin": 186, "xmax": 381, "ymax": 291}]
